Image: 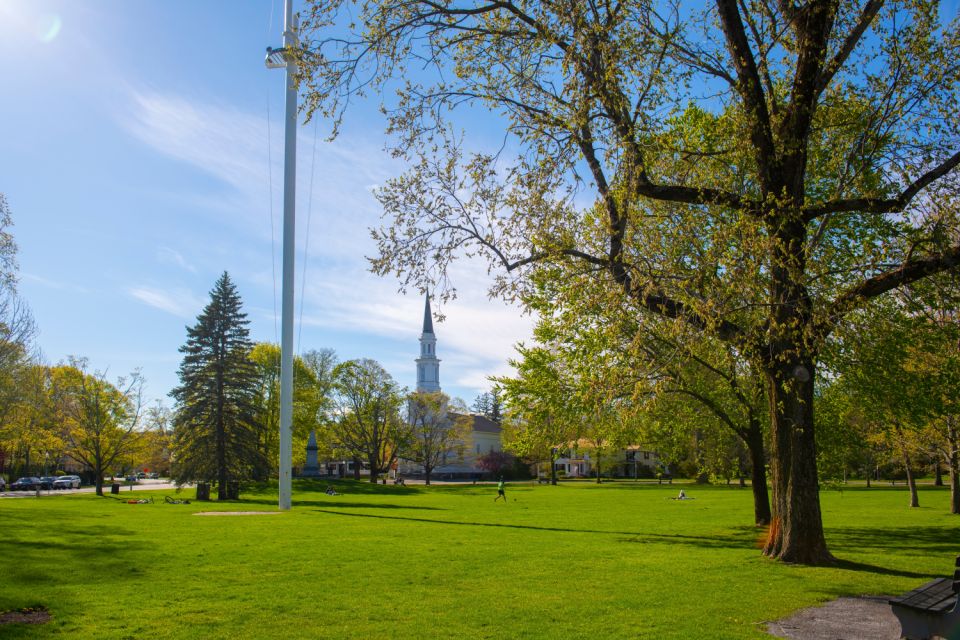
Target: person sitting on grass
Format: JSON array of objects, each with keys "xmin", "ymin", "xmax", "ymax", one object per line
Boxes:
[
  {"xmin": 325, "ymin": 485, "xmax": 339, "ymax": 496},
  {"xmin": 678, "ymin": 489, "xmax": 686, "ymax": 500}
]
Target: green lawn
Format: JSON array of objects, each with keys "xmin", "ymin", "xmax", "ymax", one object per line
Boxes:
[{"xmin": 1, "ymin": 480, "xmax": 956, "ymax": 639}]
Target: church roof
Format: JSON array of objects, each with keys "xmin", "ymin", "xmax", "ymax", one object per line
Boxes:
[
  {"xmin": 449, "ymin": 412, "xmax": 502, "ymax": 433},
  {"xmin": 422, "ymin": 292, "xmax": 434, "ymax": 334}
]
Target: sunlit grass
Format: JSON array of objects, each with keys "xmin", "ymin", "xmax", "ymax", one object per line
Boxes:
[{"xmin": 0, "ymin": 480, "xmax": 956, "ymax": 639}]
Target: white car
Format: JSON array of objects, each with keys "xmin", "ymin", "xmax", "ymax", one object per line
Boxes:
[{"xmin": 53, "ymin": 475, "xmax": 82, "ymax": 490}]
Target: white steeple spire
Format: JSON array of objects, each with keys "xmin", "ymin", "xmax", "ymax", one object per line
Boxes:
[{"xmin": 416, "ymin": 292, "xmax": 441, "ymax": 392}]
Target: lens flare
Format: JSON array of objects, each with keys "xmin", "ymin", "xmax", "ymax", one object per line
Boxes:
[{"xmin": 37, "ymin": 13, "xmax": 61, "ymax": 43}]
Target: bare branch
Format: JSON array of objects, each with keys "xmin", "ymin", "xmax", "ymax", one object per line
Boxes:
[{"xmin": 803, "ymin": 151, "xmax": 960, "ymax": 219}]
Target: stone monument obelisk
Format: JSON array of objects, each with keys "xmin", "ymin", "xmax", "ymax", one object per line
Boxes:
[{"xmin": 301, "ymin": 430, "xmax": 321, "ymax": 477}]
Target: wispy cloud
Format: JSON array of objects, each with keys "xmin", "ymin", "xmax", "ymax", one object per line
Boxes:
[
  {"xmin": 296, "ymin": 258, "xmax": 533, "ymax": 396},
  {"xmin": 122, "ymin": 89, "xmax": 398, "ymax": 257},
  {"xmin": 21, "ymin": 272, "xmax": 91, "ymax": 294},
  {"xmin": 128, "ymin": 286, "xmax": 205, "ymax": 319},
  {"xmin": 126, "ymin": 92, "xmax": 267, "ymax": 197},
  {"xmin": 157, "ymin": 246, "xmax": 196, "ymax": 272},
  {"xmin": 121, "ymin": 89, "xmax": 532, "ymax": 398}
]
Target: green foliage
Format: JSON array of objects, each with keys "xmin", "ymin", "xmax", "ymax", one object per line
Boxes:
[
  {"xmin": 170, "ymin": 273, "xmax": 266, "ymax": 497},
  {"xmin": 329, "ymin": 358, "xmax": 407, "ymax": 483},
  {"xmin": 50, "ymin": 358, "xmax": 145, "ymax": 495},
  {"xmin": 298, "ymin": 0, "xmax": 960, "ymax": 563},
  {"xmin": 405, "ymin": 390, "xmax": 470, "ymax": 483},
  {"xmin": 0, "ymin": 193, "xmax": 17, "ymax": 294},
  {"xmin": 248, "ymin": 344, "xmax": 336, "ymax": 475},
  {"xmin": 0, "ymin": 195, "xmax": 39, "ymax": 473},
  {"xmin": 471, "ymin": 389, "xmax": 503, "ymax": 422}
]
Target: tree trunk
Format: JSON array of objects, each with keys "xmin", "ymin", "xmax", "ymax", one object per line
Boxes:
[
  {"xmin": 895, "ymin": 426, "xmax": 919, "ymax": 508},
  {"xmin": 353, "ymin": 457, "xmax": 361, "ymax": 481},
  {"xmin": 595, "ymin": 450, "xmax": 602, "ymax": 484},
  {"xmin": 746, "ymin": 423, "xmax": 771, "ymax": 526},
  {"xmin": 904, "ymin": 464, "xmax": 919, "ymax": 508},
  {"xmin": 762, "ymin": 358, "xmax": 832, "ymax": 564},
  {"xmin": 693, "ymin": 430, "xmax": 709, "ymax": 484},
  {"xmin": 425, "ymin": 467, "xmax": 432, "ymax": 486},
  {"xmin": 550, "ymin": 454, "xmax": 557, "ymax": 486},
  {"xmin": 935, "ymin": 461, "xmax": 944, "ymax": 487},
  {"xmin": 948, "ymin": 419, "xmax": 959, "ymax": 515}
]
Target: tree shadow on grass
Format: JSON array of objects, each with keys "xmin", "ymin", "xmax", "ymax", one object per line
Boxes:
[
  {"xmin": 291, "ymin": 479, "xmax": 425, "ymax": 495},
  {"xmin": 1, "ymin": 523, "xmax": 151, "ymax": 588},
  {"xmin": 829, "ymin": 558, "xmax": 936, "ymax": 580},
  {"xmin": 828, "ymin": 525, "xmax": 960, "ymax": 556},
  {"xmin": 312, "ymin": 508, "xmax": 759, "ymax": 549},
  {"xmin": 240, "ymin": 497, "xmax": 445, "ymax": 511}
]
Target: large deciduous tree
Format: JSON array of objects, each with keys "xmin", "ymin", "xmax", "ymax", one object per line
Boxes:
[
  {"xmin": 406, "ymin": 390, "xmax": 471, "ymax": 485},
  {"xmin": 515, "ymin": 277, "xmax": 771, "ymax": 522},
  {"xmin": 249, "ymin": 344, "xmax": 332, "ymax": 477},
  {"xmin": 171, "ymin": 273, "xmax": 266, "ymax": 500},
  {"xmin": 826, "ymin": 281, "xmax": 960, "ymax": 512},
  {"xmin": 497, "ymin": 345, "xmax": 583, "ymax": 485},
  {"xmin": 330, "ymin": 359, "xmax": 408, "ymax": 483},
  {"xmin": 299, "ymin": 1, "xmax": 960, "ymax": 564},
  {"xmin": 51, "ymin": 358, "xmax": 145, "ymax": 496},
  {"xmin": 0, "ymin": 195, "xmax": 39, "ymax": 476}
]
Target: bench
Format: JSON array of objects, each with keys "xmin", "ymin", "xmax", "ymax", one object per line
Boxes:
[{"xmin": 889, "ymin": 556, "xmax": 960, "ymax": 640}]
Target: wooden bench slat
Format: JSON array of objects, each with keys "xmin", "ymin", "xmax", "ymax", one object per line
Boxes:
[{"xmin": 889, "ymin": 578, "xmax": 957, "ymax": 614}]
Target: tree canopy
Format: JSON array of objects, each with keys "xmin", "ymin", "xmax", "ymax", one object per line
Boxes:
[
  {"xmin": 299, "ymin": 0, "xmax": 960, "ymax": 564},
  {"xmin": 329, "ymin": 358, "xmax": 408, "ymax": 483}
]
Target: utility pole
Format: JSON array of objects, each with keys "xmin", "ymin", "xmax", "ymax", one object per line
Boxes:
[{"xmin": 266, "ymin": 0, "xmax": 296, "ymax": 511}]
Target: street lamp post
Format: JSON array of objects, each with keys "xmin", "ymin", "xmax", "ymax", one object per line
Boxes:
[{"xmin": 265, "ymin": 0, "xmax": 297, "ymax": 511}]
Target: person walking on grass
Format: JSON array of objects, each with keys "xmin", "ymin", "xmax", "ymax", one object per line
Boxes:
[{"xmin": 494, "ymin": 477, "xmax": 507, "ymax": 503}]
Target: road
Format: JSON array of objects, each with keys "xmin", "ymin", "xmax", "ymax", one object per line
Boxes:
[{"xmin": 0, "ymin": 478, "xmax": 185, "ymax": 498}]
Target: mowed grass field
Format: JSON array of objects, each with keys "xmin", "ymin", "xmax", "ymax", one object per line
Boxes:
[{"xmin": 1, "ymin": 480, "xmax": 957, "ymax": 639}]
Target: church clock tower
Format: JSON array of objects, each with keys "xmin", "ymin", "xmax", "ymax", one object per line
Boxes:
[{"xmin": 415, "ymin": 293, "xmax": 441, "ymax": 392}]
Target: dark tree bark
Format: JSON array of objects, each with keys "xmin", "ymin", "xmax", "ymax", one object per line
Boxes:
[
  {"xmin": 746, "ymin": 422, "xmax": 772, "ymax": 526},
  {"xmin": 762, "ymin": 358, "xmax": 832, "ymax": 564},
  {"xmin": 948, "ymin": 420, "xmax": 960, "ymax": 515}
]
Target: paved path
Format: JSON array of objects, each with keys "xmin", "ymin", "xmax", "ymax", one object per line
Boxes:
[{"xmin": 768, "ymin": 596, "xmax": 901, "ymax": 640}]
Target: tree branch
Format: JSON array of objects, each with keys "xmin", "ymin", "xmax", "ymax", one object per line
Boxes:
[
  {"xmin": 818, "ymin": 245, "xmax": 960, "ymax": 340},
  {"xmin": 814, "ymin": 0, "xmax": 884, "ymax": 96},
  {"xmin": 715, "ymin": 0, "xmax": 778, "ymax": 186},
  {"xmin": 803, "ymin": 151, "xmax": 960, "ymax": 219}
]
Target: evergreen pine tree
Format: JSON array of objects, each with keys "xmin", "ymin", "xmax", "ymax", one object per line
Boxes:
[{"xmin": 170, "ymin": 272, "xmax": 266, "ymax": 499}]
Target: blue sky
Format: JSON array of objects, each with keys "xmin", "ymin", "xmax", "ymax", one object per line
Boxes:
[{"xmin": 0, "ymin": 1, "xmax": 533, "ymax": 408}]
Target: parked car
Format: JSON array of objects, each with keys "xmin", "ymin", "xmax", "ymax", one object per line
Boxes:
[
  {"xmin": 53, "ymin": 475, "xmax": 81, "ymax": 490},
  {"xmin": 38, "ymin": 476, "xmax": 58, "ymax": 490},
  {"xmin": 147, "ymin": 472, "xmax": 159, "ymax": 479},
  {"xmin": 125, "ymin": 475, "xmax": 138, "ymax": 483},
  {"xmin": 11, "ymin": 477, "xmax": 42, "ymax": 491},
  {"xmin": 136, "ymin": 472, "xmax": 146, "ymax": 479}
]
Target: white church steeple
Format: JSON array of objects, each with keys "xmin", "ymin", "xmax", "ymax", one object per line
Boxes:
[{"xmin": 415, "ymin": 292, "xmax": 441, "ymax": 392}]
